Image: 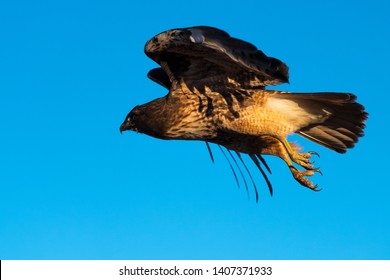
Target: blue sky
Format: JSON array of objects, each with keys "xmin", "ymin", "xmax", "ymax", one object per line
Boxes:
[{"xmin": 0, "ymin": 0, "xmax": 389, "ymax": 259}]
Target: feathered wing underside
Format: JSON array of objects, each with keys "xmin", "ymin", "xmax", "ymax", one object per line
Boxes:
[{"xmin": 145, "ymin": 26, "xmax": 289, "ymax": 89}]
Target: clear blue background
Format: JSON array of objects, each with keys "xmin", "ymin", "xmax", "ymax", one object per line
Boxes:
[{"xmin": 1, "ymin": 0, "xmax": 389, "ymax": 259}]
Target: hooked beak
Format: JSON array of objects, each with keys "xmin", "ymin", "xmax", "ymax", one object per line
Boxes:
[
  {"xmin": 120, "ymin": 122, "xmax": 129, "ymax": 134},
  {"xmin": 120, "ymin": 120, "xmax": 136, "ymax": 134}
]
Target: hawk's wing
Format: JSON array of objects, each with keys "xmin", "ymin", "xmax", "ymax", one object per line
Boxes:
[
  {"xmin": 144, "ymin": 26, "xmax": 281, "ymax": 199},
  {"xmin": 147, "ymin": 68, "xmax": 171, "ymax": 89},
  {"xmin": 145, "ymin": 26, "xmax": 289, "ymax": 89}
]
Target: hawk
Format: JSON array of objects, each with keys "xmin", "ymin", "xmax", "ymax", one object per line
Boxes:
[{"xmin": 120, "ymin": 26, "xmax": 367, "ymax": 199}]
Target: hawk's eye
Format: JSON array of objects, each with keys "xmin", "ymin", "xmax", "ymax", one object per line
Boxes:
[{"xmin": 128, "ymin": 113, "xmax": 137, "ymax": 123}]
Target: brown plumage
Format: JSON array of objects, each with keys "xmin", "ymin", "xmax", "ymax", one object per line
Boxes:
[{"xmin": 120, "ymin": 26, "xmax": 368, "ymax": 199}]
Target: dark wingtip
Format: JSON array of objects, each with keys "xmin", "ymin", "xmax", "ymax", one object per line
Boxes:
[
  {"xmin": 256, "ymin": 154, "xmax": 272, "ymax": 174},
  {"xmin": 251, "ymin": 154, "xmax": 273, "ymax": 196},
  {"xmin": 205, "ymin": 142, "xmax": 215, "ymax": 163},
  {"xmin": 218, "ymin": 145, "xmax": 240, "ymax": 189}
]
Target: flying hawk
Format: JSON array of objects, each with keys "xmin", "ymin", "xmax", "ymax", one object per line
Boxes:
[{"xmin": 120, "ymin": 26, "xmax": 367, "ymax": 200}]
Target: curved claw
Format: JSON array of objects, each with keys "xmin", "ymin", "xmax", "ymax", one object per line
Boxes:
[
  {"xmin": 315, "ymin": 168, "xmax": 323, "ymax": 176},
  {"xmin": 309, "ymin": 151, "xmax": 320, "ymax": 158},
  {"xmin": 313, "ymin": 186, "xmax": 322, "ymax": 192}
]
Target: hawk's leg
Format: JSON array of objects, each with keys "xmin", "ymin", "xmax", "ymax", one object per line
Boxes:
[
  {"xmin": 290, "ymin": 150, "xmax": 321, "ymax": 173},
  {"xmin": 261, "ymin": 137, "xmax": 320, "ymax": 191},
  {"xmin": 264, "ymin": 134, "xmax": 321, "ymax": 172},
  {"xmin": 289, "ymin": 167, "xmax": 319, "ymax": 191}
]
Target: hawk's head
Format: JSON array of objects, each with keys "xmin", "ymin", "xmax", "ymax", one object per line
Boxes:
[
  {"xmin": 120, "ymin": 98, "xmax": 168, "ymax": 139},
  {"xmin": 120, "ymin": 105, "xmax": 141, "ymax": 134}
]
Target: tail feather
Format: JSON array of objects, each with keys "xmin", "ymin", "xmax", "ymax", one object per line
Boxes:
[{"xmin": 290, "ymin": 92, "xmax": 367, "ymax": 153}]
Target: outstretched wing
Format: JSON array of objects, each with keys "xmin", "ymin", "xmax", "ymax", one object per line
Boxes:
[
  {"xmin": 144, "ymin": 26, "xmax": 287, "ymax": 199},
  {"xmin": 145, "ymin": 26, "xmax": 289, "ymax": 89}
]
